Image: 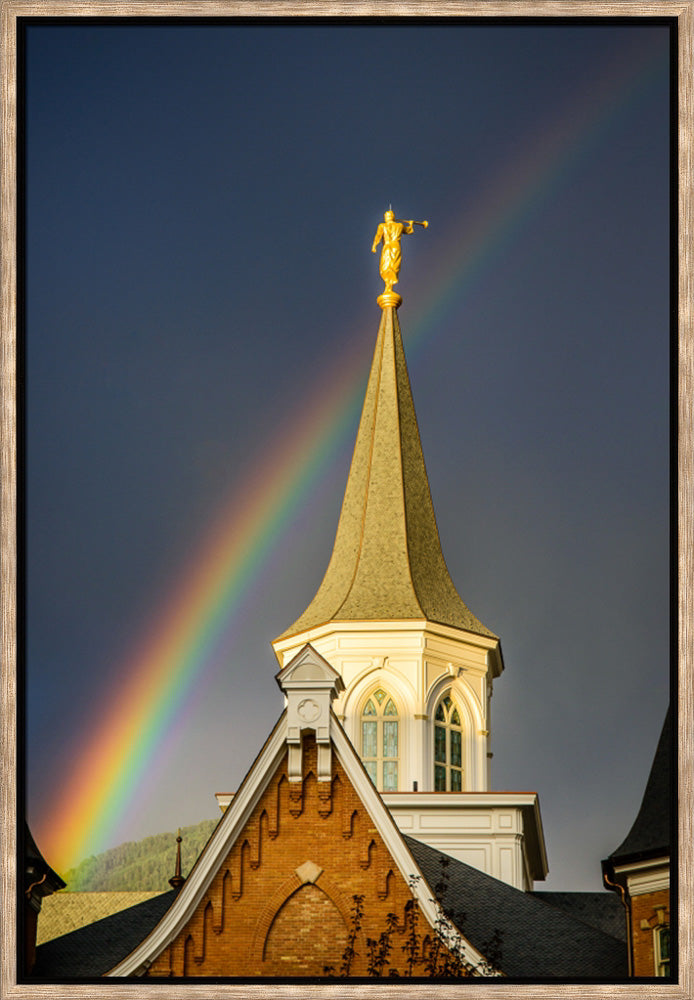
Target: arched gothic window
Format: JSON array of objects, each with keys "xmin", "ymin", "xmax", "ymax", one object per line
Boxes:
[
  {"xmin": 361, "ymin": 689, "xmax": 399, "ymax": 791},
  {"xmin": 434, "ymin": 693, "xmax": 463, "ymax": 790}
]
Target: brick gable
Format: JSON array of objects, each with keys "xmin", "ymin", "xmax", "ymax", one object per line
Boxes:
[{"xmin": 145, "ymin": 734, "xmax": 458, "ymax": 978}]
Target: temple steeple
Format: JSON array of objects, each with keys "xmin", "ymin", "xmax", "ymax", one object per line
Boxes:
[
  {"xmin": 278, "ymin": 305, "xmax": 494, "ymax": 640},
  {"xmin": 269, "ymin": 215, "xmax": 546, "ymax": 889}
]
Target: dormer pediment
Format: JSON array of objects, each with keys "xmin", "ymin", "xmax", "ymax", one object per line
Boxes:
[{"xmin": 276, "ymin": 643, "xmax": 345, "ymax": 695}]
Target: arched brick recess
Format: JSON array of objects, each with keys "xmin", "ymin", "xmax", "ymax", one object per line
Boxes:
[
  {"xmin": 182, "ymin": 935, "xmax": 195, "ymax": 976},
  {"xmin": 192, "ymin": 903, "xmax": 212, "ymax": 962},
  {"xmin": 303, "ymin": 770, "xmax": 316, "ymax": 809},
  {"xmin": 378, "ymin": 868, "xmax": 394, "ymax": 899},
  {"xmin": 268, "ymin": 774, "xmax": 286, "ymax": 838},
  {"xmin": 343, "ymin": 807, "xmax": 357, "ymax": 839},
  {"xmin": 250, "ymin": 869, "xmax": 353, "ymax": 965},
  {"xmin": 262, "ymin": 883, "xmax": 348, "ymax": 976},
  {"xmin": 251, "ymin": 810, "xmax": 268, "ymax": 869}
]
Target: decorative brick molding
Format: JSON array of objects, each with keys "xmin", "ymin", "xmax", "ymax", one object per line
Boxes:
[
  {"xmin": 343, "ymin": 808, "xmax": 357, "ymax": 839},
  {"xmin": 360, "ymin": 838, "xmax": 376, "ymax": 869},
  {"xmin": 377, "ymin": 868, "xmax": 394, "ymax": 900}
]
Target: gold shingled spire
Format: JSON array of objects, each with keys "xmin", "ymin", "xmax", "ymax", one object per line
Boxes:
[
  {"xmin": 276, "ymin": 237, "xmax": 494, "ymax": 642},
  {"xmin": 372, "ymin": 209, "xmax": 428, "ymax": 308}
]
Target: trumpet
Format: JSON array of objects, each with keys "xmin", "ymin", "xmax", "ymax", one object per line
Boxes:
[{"xmin": 396, "ymin": 219, "xmax": 428, "ymax": 228}]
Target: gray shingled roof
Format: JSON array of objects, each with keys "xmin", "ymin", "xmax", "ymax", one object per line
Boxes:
[
  {"xmin": 30, "ymin": 840, "xmax": 631, "ymax": 979},
  {"xmin": 406, "ymin": 836, "xmax": 628, "ymax": 979},
  {"xmin": 531, "ymin": 891, "xmax": 626, "ymax": 943},
  {"xmin": 608, "ymin": 707, "xmax": 672, "ymax": 864},
  {"xmin": 30, "ymin": 848, "xmax": 629, "ymax": 981},
  {"xmin": 32, "ymin": 890, "xmax": 176, "ymax": 978}
]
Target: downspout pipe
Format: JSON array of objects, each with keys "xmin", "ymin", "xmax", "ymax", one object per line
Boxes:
[{"xmin": 603, "ymin": 865, "xmax": 632, "ymax": 977}]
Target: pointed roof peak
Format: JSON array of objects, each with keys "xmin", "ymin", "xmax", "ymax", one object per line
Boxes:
[
  {"xmin": 608, "ymin": 707, "xmax": 672, "ymax": 864},
  {"xmin": 168, "ymin": 830, "xmax": 185, "ymax": 892},
  {"xmin": 278, "ymin": 306, "xmax": 495, "ymax": 642}
]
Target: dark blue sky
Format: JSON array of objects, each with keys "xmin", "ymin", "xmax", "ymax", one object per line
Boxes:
[{"xmin": 24, "ymin": 20, "xmax": 671, "ymax": 889}]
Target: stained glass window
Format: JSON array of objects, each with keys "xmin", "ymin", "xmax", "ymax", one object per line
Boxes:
[
  {"xmin": 364, "ymin": 761, "xmax": 377, "ymax": 785},
  {"xmin": 383, "ymin": 762, "xmax": 398, "ymax": 790},
  {"xmin": 384, "ymin": 721, "xmax": 398, "ymax": 757},
  {"xmin": 362, "ymin": 721, "xmax": 377, "ymax": 758},
  {"xmin": 451, "ymin": 730, "xmax": 462, "ymax": 768},
  {"xmin": 360, "ymin": 691, "xmax": 399, "ymax": 791},
  {"xmin": 434, "ymin": 725, "xmax": 446, "ymax": 763},
  {"xmin": 433, "ymin": 692, "xmax": 463, "ymax": 790}
]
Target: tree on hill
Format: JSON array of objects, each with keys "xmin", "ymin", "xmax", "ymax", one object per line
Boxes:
[{"xmin": 62, "ymin": 818, "xmax": 218, "ymax": 891}]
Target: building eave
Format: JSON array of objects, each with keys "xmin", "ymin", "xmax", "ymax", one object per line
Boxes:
[{"xmin": 382, "ymin": 790, "xmax": 548, "ymax": 884}]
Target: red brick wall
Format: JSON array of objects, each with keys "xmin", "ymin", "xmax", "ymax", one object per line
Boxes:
[
  {"xmin": 630, "ymin": 889, "xmax": 669, "ymax": 977},
  {"xmin": 146, "ymin": 735, "xmax": 463, "ymax": 978}
]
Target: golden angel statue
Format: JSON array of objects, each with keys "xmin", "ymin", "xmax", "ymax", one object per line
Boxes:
[{"xmin": 372, "ymin": 209, "xmax": 428, "ymax": 302}]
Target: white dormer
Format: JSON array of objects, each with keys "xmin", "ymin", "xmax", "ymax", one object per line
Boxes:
[{"xmin": 276, "ymin": 644, "xmax": 345, "ymax": 782}]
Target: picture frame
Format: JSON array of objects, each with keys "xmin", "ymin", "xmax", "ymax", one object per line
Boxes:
[{"xmin": 1, "ymin": 3, "xmax": 690, "ymax": 997}]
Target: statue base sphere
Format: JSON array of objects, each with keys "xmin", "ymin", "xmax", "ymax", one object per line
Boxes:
[{"xmin": 377, "ymin": 290, "xmax": 402, "ymax": 309}]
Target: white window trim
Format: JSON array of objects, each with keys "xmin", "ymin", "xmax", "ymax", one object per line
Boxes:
[{"xmin": 425, "ymin": 674, "xmax": 485, "ymax": 791}]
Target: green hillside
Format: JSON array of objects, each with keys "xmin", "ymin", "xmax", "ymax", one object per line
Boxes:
[{"xmin": 62, "ymin": 818, "xmax": 219, "ymax": 891}]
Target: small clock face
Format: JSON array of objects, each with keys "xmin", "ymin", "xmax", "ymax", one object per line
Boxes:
[{"xmin": 297, "ymin": 698, "xmax": 320, "ymax": 723}]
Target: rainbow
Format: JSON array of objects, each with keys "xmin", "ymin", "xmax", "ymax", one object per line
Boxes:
[{"xmin": 33, "ymin": 38, "xmax": 666, "ymax": 874}]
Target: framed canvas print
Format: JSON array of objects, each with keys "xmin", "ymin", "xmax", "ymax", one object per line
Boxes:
[{"xmin": 1, "ymin": 2, "xmax": 690, "ymax": 997}]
